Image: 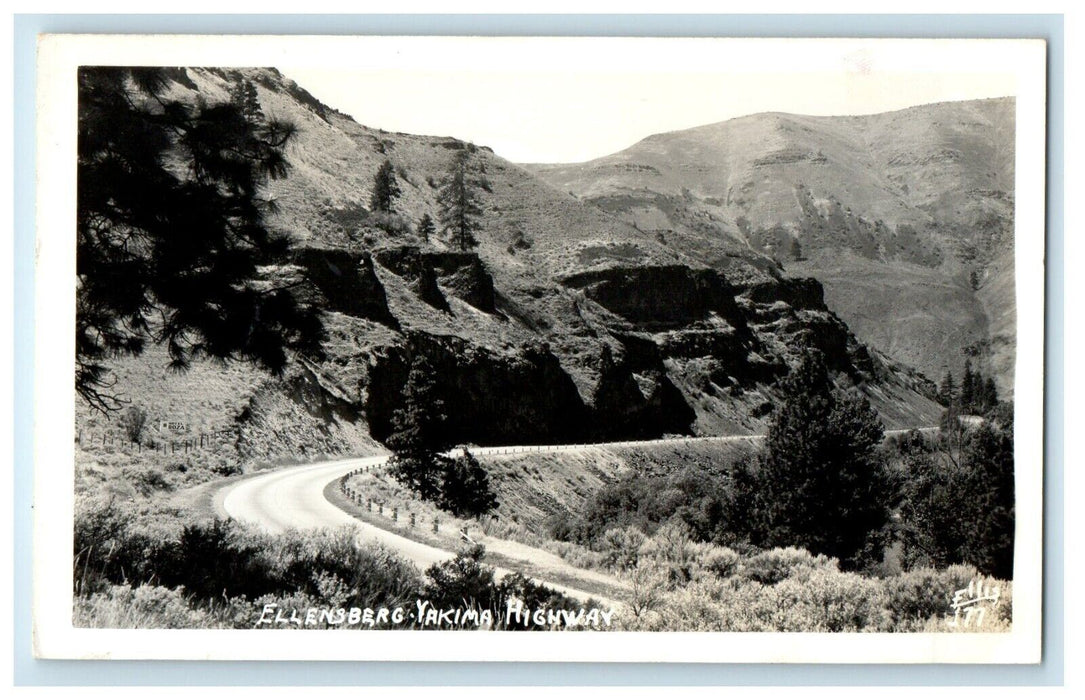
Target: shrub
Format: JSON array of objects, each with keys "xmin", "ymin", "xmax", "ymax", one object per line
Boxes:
[
  {"xmin": 119, "ymin": 406, "xmax": 148, "ymax": 443},
  {"xmin": 365, "ymin": 210, "xmax": 411, "ymax": 235},
  {"xmin": 422, "ymin": 544, "xmax": 499, "ymax": 616},
  {"xmin": 695, "ymin": 544, "xmax": 741, "ymax": 579},
  {"xmin": 74, "ymin": 584, "xmax": 218, "ymax": 629},
  {"xmin": 771, "ymin": 568, "xmax": 891, "ymax": 632},
  {"xmin": 558, "ymin": 463, "xmax": 739, "ymax": 549},
  {"xmin": 74, "ymin": 496, "xmax": 425, "ymax": 623},
  {"xmin": 881, "ymin": 564, "xmax": 1011, "ymax": 631},
  {"xmin": 599, "ymin": 527, "xmax": 645, "ymax": 572},
  {"xmin": 740, "ymin": 547, "xmax": 838, "ymax": 585},
  {"xmin": 638, "ymin": 520, "xmax": 698, "ymax": 585},
  {"xmin": 421, "ymin": 544, "xmax": 583, "ymax": 630}
]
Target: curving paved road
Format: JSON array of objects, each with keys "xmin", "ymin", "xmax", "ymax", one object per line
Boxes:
[
  {"xmin": 219, "ymin": 429, "xmax": 936, "ymax": 603},
  {"xmin": 218, "ymin": 449, "xmax": 628, "ymax": 603},
  {"xmin": 220, "ymin": 454, "xmax": 457, "ymax": 570}
]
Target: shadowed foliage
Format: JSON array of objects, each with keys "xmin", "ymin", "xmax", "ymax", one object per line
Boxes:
[
  {"xmin": 744, "ymin": 348, "xmax": 895, "ymax": 571},
  {"xmin": 437, "ymin": 150, "xmax": 484, "ymax": 251},
  {"xmin": 77, "ymin": 67, "xmax": 324, "ymax": 411}
]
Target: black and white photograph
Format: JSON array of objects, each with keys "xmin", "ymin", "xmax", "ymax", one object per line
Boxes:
[{"xmin": 31, "ymin": 35, "xmax": 1047, "ymax": 663}]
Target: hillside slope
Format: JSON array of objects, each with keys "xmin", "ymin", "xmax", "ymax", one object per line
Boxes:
[
  {"xmin": 76, "ymin": 67, "xmax": 942, "ymax": 479},
  {"xmin": 526, "ymin": 98, "xmax": 1016, "ymax": 395}
]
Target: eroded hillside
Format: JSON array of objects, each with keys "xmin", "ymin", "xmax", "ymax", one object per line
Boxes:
[
  {"xmin": 76, "ymin": 67, "xmax": 943, "ymax": 471},
  {"xmin": 526, "ymin": 99, "xmax": 1016, "ymax": 395}
]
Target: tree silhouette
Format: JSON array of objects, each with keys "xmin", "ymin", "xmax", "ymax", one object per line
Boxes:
[
  {"xmin": 437, "ymin": 150, "xmax": 483, "ymax": 251},
  {"xmin": 386, "ymin": 351, "xmax": 452, "ymax": 501},
  {"xmin": 749, "ymin": 348, "xmax": 894, "ymax": 570},
  {"xmin": 937, "ymin": 370, "xmax": 956, "ymax": 406},
  {"xmin": 77, "ymin": 67, "xmax": 324, "ymax": 411},
  {"xmin": 959, "ymin": 360, "xmax": 977, "ymax": 412},
  {"xmin": 228, "ymin": 78, "xmax": 263, "ymax": 123},
  {"xmin": 438, "ymin": 450, "xmax": 499, "ymax": 518},
  {"xmin": 369, "ymin": 159, "xmax": 401, "ymax": 213},
  {"xmin": 417, "ymin": 213, "xmax": 436, "ymax": 243}
]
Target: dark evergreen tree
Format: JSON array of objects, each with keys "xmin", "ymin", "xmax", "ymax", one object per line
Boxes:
[
  {"xmin": 369, "ymin": 159, "xmax": 401, "ymax": 213},
  {"xmin": 417, "ymin": 213, "xmax": 436, "ymax": 243},
  {"xmin": 77, "ymin": 67, "xmax": 323, "ymax": 412},
  {"xmin": 228, "ymin": 78, "xmax": 263, "ymax": 123},
  {"xmin": 749, "ymin": 348, "xmax": 895, "ymax": 570},
  {"xmin": 981, "ymin": 377, "xmax": 1000, "ymax": 414},
  {"xmin": 960, "ymin": 360, "xmax": 977, "ymax": 413},
  {"xmin": 386, "ymin": 352, "xmax": 451, "ymax": 501},
  {"xmin": 937, "ymin": 370, "xmax": 957, "ymax": 407},
  {"xmin": 958, "ymin": 423, "xmax": 1015, "ymax": 578},
  {"xmin": 788, "ymin": 236, "xmax": 804, "ymax": 261},
  {"xmin": 898, "ymin": 418, "xmax": 1014, "ymax": 579},
  {"xmin": 437, "ymin": 150, "xmax": 483, "ymax": 251},
  {"xmin": 438, "ymin": 450, "xmax": 499, "ymax": 518}
]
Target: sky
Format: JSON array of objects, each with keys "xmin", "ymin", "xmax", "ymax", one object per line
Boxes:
[{"xmin": 277, "ymin": 38, "xmax": 1018, "ymax": 163}]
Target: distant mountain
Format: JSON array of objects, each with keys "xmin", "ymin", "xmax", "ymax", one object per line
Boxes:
[
  {"xmin": 78, "ymin": 67, "xmax": 942, "ymax": 467},
  {"xmin": 526, "ymin": 98, "xmax": 1016, "ymax": 396}
]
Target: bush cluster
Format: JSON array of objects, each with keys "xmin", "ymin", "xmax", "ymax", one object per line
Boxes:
[
  {"xmin": 75, "ymin": 497, "xmax": 423, "ymax": 618},
  {"xmin": 74, "ymin": 498, "xmax": 576, "ymax": 630},
  {"xmin": 548, "ymin": 463, "xmax": 738, "ymax": 548},
  {"xmin": 617, "ymin": 524, "xmax": 1012, "ymax": 633}
]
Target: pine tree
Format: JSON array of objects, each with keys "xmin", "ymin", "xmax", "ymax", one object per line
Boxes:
[
  {"xmin": 960, "ymin": 360, "xmax": 976, "ymax": 413},
  {"xmin": 229, "ymin": 78, "xmax": 263, "ymax": 123},
  {"xmin": 386, "ymin": 351, "xmax": 451, "ymax": 501},
  {"xmin": 417, "ymin": 213, "xmax": 436, "ymax": 243},
  {"xmin": 982, "ymin": 377, "xmax": 1000, "ymax": 413},
  {"xmin": 437, "ymin": 150, "xmax": 483, "ymax": 251},
  {"xmin": 788, "ymin": 236, "xmax": 804, "ymax": 261},
  {"xmin": 750, "ymin": 348, "xmax": 894, "ymax": 570},
  {"xmin": 937, "ymin": 370, "xmax": 956, "ymax": 407},
  {"xmin": 438, "ymin": 449, "xmax": 499, "ymax": 517},
  {"xmin": 369, "ymin": 159, "xmax": 401, "ymax": 213},
  {"xmin": 77, "ymin": 67, "xmax": 323, "ymax": 412}
]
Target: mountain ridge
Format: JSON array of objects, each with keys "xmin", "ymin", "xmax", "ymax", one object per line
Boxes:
[
  {"xmin": 76, "ymin": 66, "xmax": 943, "ymax": 470},
  {"xmin": 524, "ymin": 97, "xmax": 1016, "ymax": 395}
]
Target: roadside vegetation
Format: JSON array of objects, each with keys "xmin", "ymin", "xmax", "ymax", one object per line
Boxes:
[
  {"xmin": 541, "ymin": 348, "xmax": 1016, "ymax": 631},
  {"xmin": 74, "ymin": 495, "xmax": 585, "ymax": 630}
]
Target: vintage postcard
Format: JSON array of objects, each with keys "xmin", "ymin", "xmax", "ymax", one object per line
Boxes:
[{"xmin": 32, "ymin": 34, "xmax": 1046, "ymax": 663}]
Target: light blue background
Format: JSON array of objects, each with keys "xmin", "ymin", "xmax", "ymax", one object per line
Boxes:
[{"xmin": 12, "ymin": 13, "xmax": 1064, "ymax": 686}]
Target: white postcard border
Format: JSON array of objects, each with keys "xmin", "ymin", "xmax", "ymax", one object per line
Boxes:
[{"xmin": 32, "ymin": 34, "xmax": 1047, "ymax": 663}]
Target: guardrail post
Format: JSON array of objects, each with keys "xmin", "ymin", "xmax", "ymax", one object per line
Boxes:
[
  {"xmin": 410, "ymin": 512, "xmax": 416, "ymax": 528},
  {"xmin": 392, "ymin": 507, "xmax": 398, "ymax": 522},
  {"xmin": 432, "ymin": 517, "xmax": 439, "ymax": 534}
]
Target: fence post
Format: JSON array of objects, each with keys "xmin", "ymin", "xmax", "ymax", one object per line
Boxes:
[
  {"xmin": 410, "ymin": 512, "xmax": 416, "ymax": 528},
  {"xmin": 392, "ymin": 507, "xmax": 398, "ymax": 522},
  {"xmin": 432, "ymin": 517, "xmax": 439, "ymax": 534}
]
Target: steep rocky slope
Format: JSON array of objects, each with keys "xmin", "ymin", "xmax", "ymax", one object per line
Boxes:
[
  {"xmin": 76, "ymin": 67, "xmax": 942, "ymax": 471},
  {"xmin": 526, "ymin": 98, "xmax": 1016, "ymax": 395}
]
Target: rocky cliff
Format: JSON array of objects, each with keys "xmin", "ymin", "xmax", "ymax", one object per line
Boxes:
[{"xmin": 77, "ymin": 67, "xmax": 944, "ymax": 467}]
